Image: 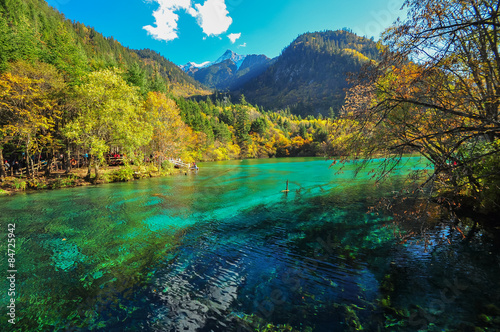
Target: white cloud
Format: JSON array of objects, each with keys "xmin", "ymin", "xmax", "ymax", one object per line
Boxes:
[
  {"xmin": 192, "ymin": 0, "xmax": 233, "ymax": 36},
  {"xmin": 143, "ymin": 0, "xmax": 193, "ymax": 41},
  {"xmin": 228, "ymin": 33, "xmax": 241, "ymax": 43},
  {"xmin": 238, "ymin": 42, "xmax": 247, "ymax": 48},
  {"xmin": 144, "ymin": 0, "xmax": 233, "ymax": 41}
]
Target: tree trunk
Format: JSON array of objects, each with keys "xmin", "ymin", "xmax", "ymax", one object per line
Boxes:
[
  {"xmin": 0, "ymin": 146, "xmax": 6, "ymax": 181},
  {"xmin": 64, "ymin": 148, "xmax": 71, "ymax": 174},
  {"xmin": 45, "ymin": 150, "xmax": 51, "ymax": 176},
  {"xmin": 25, "ymin": 145, "xmax": 31, "ymax": 179},
  {"xmin": 86, "ymin": 155, "xmax": 92, "ymax": 181},
  {"xmin": 30, "ymin": 155, "xmax": 35, "ymax": 177},
  {"xmin": 77, "ymin": 149, "xmax": 81, "ymax": 170},
  {"xmin": 94, "ymin": 159, "xmax": 100, "ymax": 181}
]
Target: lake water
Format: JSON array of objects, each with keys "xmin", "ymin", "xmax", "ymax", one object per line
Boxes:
[{"xmin": 1, "ymin": 157, "xmax": 499, "ymax": 331}]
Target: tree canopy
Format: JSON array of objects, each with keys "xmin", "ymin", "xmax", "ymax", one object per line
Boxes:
[{"xmin": 334, "ymin": 0, "xmax": 500, "ymax": 214}]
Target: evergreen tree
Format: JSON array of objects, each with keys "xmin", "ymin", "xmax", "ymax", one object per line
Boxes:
[
  {"xmin": 0, "ymin": 11, "xmax": 12, "ymax": 72},
  {"xmin": 299, "ymin": 123, "xmax": 308, "ymax": 138},
  {"xmin": 148, "ymin": 70, "xmax": 168, "ymax": 93},
  {"xmin": 219, "ymin": 108, "xmax": 235, "ymax": 126},
  {"xmin": 250, "ymin": 117, "xmax": 268, "ymax": 135},
  {"xmin": 126, "ymin": 63, "xmax": 147, "ymax": 94},
  {"xmin": 235, "ymin": 106, "xmax": 251, "ymax": 154}
]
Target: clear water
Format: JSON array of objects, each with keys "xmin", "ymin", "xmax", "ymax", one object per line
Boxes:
[{"xmin": 1, "ymin": 157, "xmax": 499, "ymax": 331}]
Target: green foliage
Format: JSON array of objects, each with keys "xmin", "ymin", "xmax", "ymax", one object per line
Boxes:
[
  {"xmin": 213, "ymin": 120, "xmax": 232, "ymax": 142},
  {"xmin": 125, "ymin": 62, "xmax": 147, "ymax": 94},
  {"xmin": 299, "ymin": 123, "xmax": 308, "ymax": 138},
  {"xmin": 41, "ymin": 22, "xmax": 88, "ymax": 83},
  {"xmin": 161, "ymin": 160, "xmax": 174, "ymax": 171},
  {"xmin": 0, "ymin": 11, "xmax": 13, "ymax": 72},
  {"xmin": 250, "ymin": 117, "xmax": 268, "ymax": 135},
  {"xmin": 0, "ymin": 0, "xmax": 207, "ymax": 97},
  {"xmin": 51, "ymin": 174, "xmax": 78, "ymax": 189},
  {"xmin": 148, "ymin": 70, "xmax": 168, "ymax": 93},
  {"xmin": 108, "ymin": 165, "xmax": 134, "ymax": 182},
  {"xmin": 313, "ymin": 127, "xmax": 328, "ymax": 143},
  {"xmin": 219, "ymin": 108, "xmax": 235, "ymax": 126},
  {"xmin": 452, "ymin": 139, "xmax": 500, "ymax": 213},
  {"xmin": 27, "ymin": 178, "xmax": 48, "ymax": 189},
  {"xmin": 63, "ymin": 69, "xmax": 152, "ymax": 168},
  {"xmin": 132, "ymin": 164, "xmax": 159, "ymax": 179},
  {"xmin": 0, "ymin": 0, "xmax": 341, "ymax": 181},
  {"xmin": 134, "ymin": 48, "xmax": 204, "ymax": 90},
  {"xmin": 13, "ymin": 177, "xmax": 27, "ymax": 190},
  {"xmin": 235, "ymin": 105, "xmax": 251, "ymax": 153}
]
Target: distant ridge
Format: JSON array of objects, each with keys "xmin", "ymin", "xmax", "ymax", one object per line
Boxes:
[{"xmin": 235, "ymin": 30, "xmax": 380, "ymax": 116}]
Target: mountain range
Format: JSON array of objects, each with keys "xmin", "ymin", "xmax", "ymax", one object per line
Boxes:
[
  {"xmin": 182, "ymin": 30, "xmax": 380, "ymax": 116},
  {"xmin": 182, "ymin": 50, "xmax": 247, "ymax": 72},
  {"xmin": 181, "ymin": 50, "xmax": 274, "ymax": 91}
]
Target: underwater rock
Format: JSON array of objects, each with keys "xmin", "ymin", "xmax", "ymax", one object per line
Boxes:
[{"xmin": 44, "ymin": 238, "xmax": 86, "ymax": 271}]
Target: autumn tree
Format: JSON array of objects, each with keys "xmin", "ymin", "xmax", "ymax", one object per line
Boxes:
[
  {"xmin": 63, "ymin": 69, "xmax": 152, "ymax": 180},
  {"xmin": 337, "ymin": 0, "xmax": 500, "ymax": 213},
  {"xmin": 0, "ymin": 62, "xmax": 63, "ymax": 180},
  {"xmin": 143, "ymin": 92, "xmax": 193, "ymax": 167}
]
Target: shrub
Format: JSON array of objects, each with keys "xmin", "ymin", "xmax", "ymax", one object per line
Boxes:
[
  {"xmin": 52, "ymin": 174, "xmax": 79, "ymax": 189},
  {"xmin": 161, "ymin": 160, "xmax": 174, "ymax": 171},
  {"xmin": 109, "ymin": 166, "xmax": 134, "ymax": 182},
  {"xmin": 13, "ymin": 178, "xmax": 27, "ymax": 191},
  {"xmin": 146, "ymin": 164, "xmax": 158, "ymax": 174},
  {"xmin": 28, "ymin": 178, "xmax": 48, "ymax": 190}
]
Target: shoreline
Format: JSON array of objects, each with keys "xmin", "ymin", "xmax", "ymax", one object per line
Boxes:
[
  {"xmin": 0, "ymin": 165, "xmax": 191, "ymax": 196},
  {"xmin": 0, "ymin": 156, "xmax": 325, "ymax": 197}
]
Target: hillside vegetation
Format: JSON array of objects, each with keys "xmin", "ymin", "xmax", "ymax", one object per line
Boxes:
[
  {"xmin": 237, "ymin": 30, "xmax": 380, "ymax": 116},
  {"xmin": 0, "ymin": 0, "xmax": 207, "ymax": 95}
]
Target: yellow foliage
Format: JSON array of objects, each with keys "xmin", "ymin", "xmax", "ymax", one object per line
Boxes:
[
  {"xmin": 0, "ymin": 70, "xmax": 59, "ymax": 155},
  {"xmin": 144, "ymin": 91, "xmax": 194, "ymax": 161}
]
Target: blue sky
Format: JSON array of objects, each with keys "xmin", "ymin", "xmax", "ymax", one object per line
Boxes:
[{"xmin": 46, "ymin": 0, "xmax": 405, "ymax": 66}]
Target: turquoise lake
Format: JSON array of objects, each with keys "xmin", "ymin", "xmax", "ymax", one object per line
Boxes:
[{"xmin": 1, "ymin": 157, "xmax": 499, "ymax": 331}]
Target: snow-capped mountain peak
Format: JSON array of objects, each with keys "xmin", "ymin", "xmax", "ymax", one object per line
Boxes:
[
  {"xmin": 181, "ymin": 50, "xmax": 248, "ymax": 73},
  {"xmin": 214, "ymin": 50, "xmax": 247, "ymax": 69},
  {"xmin": 181, "ymin": 61, "xmax": 212, "ymax": 72}
]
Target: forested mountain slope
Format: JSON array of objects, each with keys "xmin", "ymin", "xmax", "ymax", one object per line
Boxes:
[
  {"xmin": 236, "ymin": 30, "xmax": 380, "ymax": 116},
  {"xmin": 0, "ymin": 0, "xmax": 208, "ymax": 95}
]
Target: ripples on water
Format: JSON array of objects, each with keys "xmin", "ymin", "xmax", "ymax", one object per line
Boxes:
[{"xmin": 0, "ymin": 157, "xmax": 499, "ymax": 331}]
